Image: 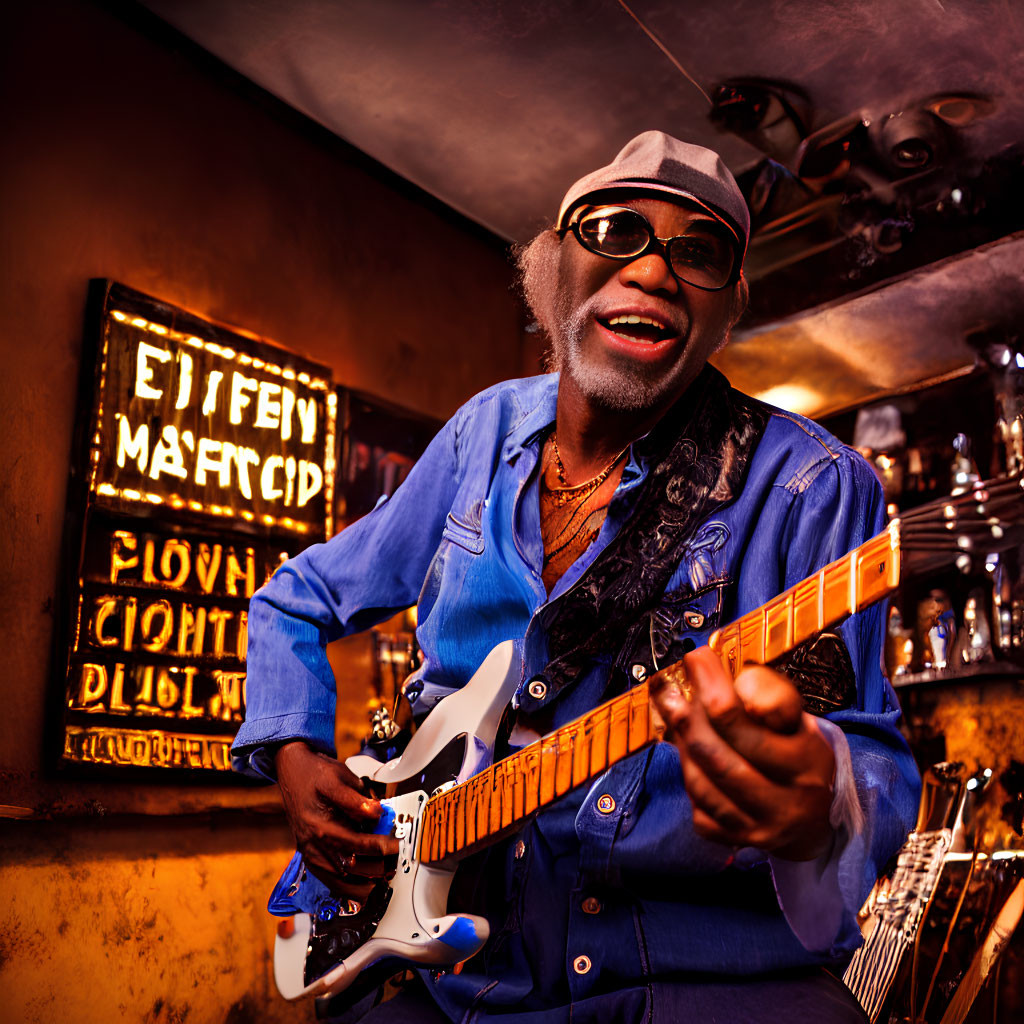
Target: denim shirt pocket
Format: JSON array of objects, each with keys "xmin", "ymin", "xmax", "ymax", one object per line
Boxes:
[{"xmin": 442, "ymin": 503, "xmax": 485, "ymax": 554}]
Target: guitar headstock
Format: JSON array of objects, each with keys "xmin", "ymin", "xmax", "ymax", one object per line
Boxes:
[{"xmin": 895, "ymin": 474, "xmax": 1024, "ymax": 577}]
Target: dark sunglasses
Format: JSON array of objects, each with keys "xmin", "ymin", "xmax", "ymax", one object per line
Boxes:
[{"xmin": 564, "ymin": 205, "xmax": 741, "ymax": 291}]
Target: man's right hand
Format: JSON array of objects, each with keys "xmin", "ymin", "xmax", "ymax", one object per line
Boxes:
[{"xmin": 274, "ymin": 740, "xmax": 400, "ymax": 900}]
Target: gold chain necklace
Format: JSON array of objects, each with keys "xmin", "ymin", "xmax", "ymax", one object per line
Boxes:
[{"xmin": 546, "ymin": 433, "xmax": 629, "ymax": 504}]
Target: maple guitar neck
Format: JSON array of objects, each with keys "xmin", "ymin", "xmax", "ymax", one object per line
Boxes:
[{"xmin": 416, "ymin": 522, "xmax": 902, "ymax": 868}]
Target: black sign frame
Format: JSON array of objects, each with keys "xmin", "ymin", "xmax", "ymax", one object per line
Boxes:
[{"xmin": 53, "ymin": 281, "xmax": 336, "ymax": 777}]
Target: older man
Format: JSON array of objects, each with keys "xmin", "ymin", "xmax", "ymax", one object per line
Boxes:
[{"xmin": 233, "ymin": 132, "xmax": 920, "ymax": 1022}]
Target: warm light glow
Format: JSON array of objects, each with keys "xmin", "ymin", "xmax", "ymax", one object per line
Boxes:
[
  {"xmin": 94, "ymin": 310, "xmax": 328, "ymax": 534},
  {"xmin": 752, "ymin": 385, "xmax": 823, "ymax": 415}
]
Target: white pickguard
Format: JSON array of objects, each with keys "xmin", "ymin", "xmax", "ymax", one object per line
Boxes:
[{"xmin": 274, "ymin": 640, "xmax": 524, "ymax": 1003}]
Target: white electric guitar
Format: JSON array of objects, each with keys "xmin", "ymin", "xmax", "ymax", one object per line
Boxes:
[{"xmin": 269, "ymin": 476, "xmax": 1023, "ymax": 1013}]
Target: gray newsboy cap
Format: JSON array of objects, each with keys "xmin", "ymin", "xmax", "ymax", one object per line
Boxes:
[{"xmin": 555, "ymin": 131, "xmax": 750, "ymax": 255}]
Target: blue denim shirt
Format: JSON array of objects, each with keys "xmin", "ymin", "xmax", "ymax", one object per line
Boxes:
[{"xmin": 234, "ymin": 373, "xmax": 920, "ymax": 1021}]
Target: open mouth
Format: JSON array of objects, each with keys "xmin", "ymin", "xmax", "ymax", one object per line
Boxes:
[{"xmin": 597, "ymin": 314, "xmax": 677, "ymax": 344}]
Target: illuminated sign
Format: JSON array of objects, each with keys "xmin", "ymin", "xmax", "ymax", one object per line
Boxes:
[{"xmin": 59, "ymin": 282, "xmax": 335, "ymax": 773}]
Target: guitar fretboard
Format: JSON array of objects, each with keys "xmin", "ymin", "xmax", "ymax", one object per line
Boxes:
[{"xmin": 418, "ymin": 522, "xmax": 902, "ymax": 867}]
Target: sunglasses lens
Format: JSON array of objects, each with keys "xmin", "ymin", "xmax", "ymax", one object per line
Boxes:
[
  {"xmin": 576, "ymin": 209, "xmax": 650, "ymax": 258},
  {"xmin": 667, "ymin": 229, "xmax": 736, "ymax": 290},
  {"xmin": 574, "ymin": 206, "xmax": 738, "ymax": 289}
]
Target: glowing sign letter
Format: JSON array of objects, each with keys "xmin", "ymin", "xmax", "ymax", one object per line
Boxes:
[
  {"xmin": 77, "ymin": 664, "xmax": 108, "ymax": 707},
  {"xmin": 195, "ymin": 543, "xmax": 222, "ymax": 594},
  {"xmin": 93, "ymin": 597, "xmax": 120, "ymax": 646},
  {"xmin": 110, "ymin": 531, "xmax": 139, "ymax": 583},
  {"xmin": 148, "ymin": 425, "xmax": 189, "ymax": 480},
  {"xmin": 280, "ymin": 387, "xmax": 296, "ymax": 441},
  {"xmin": 297, "ymin": 460, "xmax": 323, "ymax": 507},
  {"xmin": 116, "ymin": 415, "xmax": 149, "ymax": 473},
  {"xmin": 159, "ymin": 538, "xmax": 191, "ymax": 589},
  {"xmin": 141, "ymin": 599, "xmax": 173, "ymax": 652},
  {"xmin": 296, "ymin": 397, "xmax": 318, "ymax": 444},
  {"xmin": 135, "ymin": 342, "xmax": 171, "ymax": 400},
  {"xmin": 228, "ymin": 372, "xmax": 259, "ymax": 425},
  {"xmin": 195, "ymin": 438, "xmax": 228, "ymax": 487},
  {"xmin": 202, "ymin": 370, "xmax": 224, "ymax": 415},
  {"xmin": 175, "ymin": 352, "xmax": 194, "ymax": 410},
  {"xmin": 225, "ymin": 547, "xmax": 256, "ymax": 598},
  {"xmin": 233, "ymin": 447, "xmax": 260, "ymax": 500},
  {"xmin": 255, "ymin": 381, "xmax": 282, "ymax": 430},
  {"xmin": 260, "ymin": 456, "xmax": 284, "ymax": 501}
]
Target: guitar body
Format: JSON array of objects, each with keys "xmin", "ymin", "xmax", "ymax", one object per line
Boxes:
[{"xmin": 272, "ymin": 640, "xmax": 524, "ymax": 1006}]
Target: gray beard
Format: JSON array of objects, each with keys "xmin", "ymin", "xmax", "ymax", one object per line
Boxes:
[{"xmin": 551, "ymin": 293, "xmax": 688, "ymax": 412}]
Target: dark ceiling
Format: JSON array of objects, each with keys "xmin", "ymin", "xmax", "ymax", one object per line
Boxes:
[{"xmin": 137, "ymin": 0, "xmax": 1024, "ymax": 417}]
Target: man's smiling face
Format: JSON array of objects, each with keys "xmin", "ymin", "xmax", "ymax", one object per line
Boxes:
[{"xmin": 549, "ymin": 197, "xmax": 744, "ymax": 414}]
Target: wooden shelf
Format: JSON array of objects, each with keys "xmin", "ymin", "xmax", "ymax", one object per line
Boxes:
[{"xmin": 892, "ymin": 659, "xmax": 1024, "ymax": 689}]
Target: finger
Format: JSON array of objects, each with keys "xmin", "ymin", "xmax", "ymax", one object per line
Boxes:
[
  {"xmin": 690, "ymin": 804, "xmax": 754, "ymax": 847},
  {"xmin": 305, "ymin": 818, "xmax": 401, "ymax": 858},
  {"xmin": 679, "ymin": 702, "xmax": 787, "ymax": 820},
  {"xmin": 331, "ymin": 826, "xmax": 401, "ymax": 859},
  {"xmin": 683, "ymin": 646, "xmax": 748, "ymax": 735},
  {"xmin": 648, "ymin": 661, "xmax": 693, "ymax": 738},
  {"xmin": 316, "ymin": 767, "xmax": 387, "ymax": 823},
  {"xmin": 734, "ymin": 667, "xmax": 803, "ymax": 734},
  {"xmin": 680, "ymin": 752, "xmax": 759, "ymax": 840},
  {"xmin": 684, "ymin": 651, "xmax": 826, "ymax": 782}
]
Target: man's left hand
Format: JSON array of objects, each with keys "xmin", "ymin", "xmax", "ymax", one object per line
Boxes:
[{"xmin": 650, "ymin": 646, "xmax": 835, "ymax": 861}]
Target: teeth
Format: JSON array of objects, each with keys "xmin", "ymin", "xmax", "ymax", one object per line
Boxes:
[{"xmin": 607, "ymin": 314, "xmax": 666, "ymax": 329}]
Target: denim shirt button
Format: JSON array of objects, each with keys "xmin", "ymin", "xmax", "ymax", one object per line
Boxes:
[
  {"xmin": 581, "ymin": 896, "xmax": 602, "ymax": 915},
  {"xmin": 630, "ymin": 663, "xmax": 646, "ymax": 681},
  {"xmin": 527, "ymin": 677, "xmax": 548, "ymax": 700},
  {"xmin": 514, "ymin": 840, "xmax": 527, "ymax": 860},
  {"xmin": 683, "ymin": 610, "xmax": 706, "ymax": 629},
  {"xmin": 596, "ymin": 794, "xmax": 616, "ymax": 814},
  {"xmin": 573, "ymin": 955, "xmax": 592, "ymax": 975}
]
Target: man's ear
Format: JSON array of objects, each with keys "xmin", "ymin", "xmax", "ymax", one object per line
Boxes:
[{"xmin": 729, "ymin": 275, "xmax": 749, "ymax": 327}]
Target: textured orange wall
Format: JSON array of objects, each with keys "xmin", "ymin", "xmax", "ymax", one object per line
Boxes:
[
  {"xmin": 0, "ymin": 1, "xmax": 525, "ymax": 1020},
  {"xmin": 0, "ymin": 0, "xmax": 523, "ymax": 812}
]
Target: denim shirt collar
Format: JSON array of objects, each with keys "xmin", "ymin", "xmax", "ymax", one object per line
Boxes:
[
  {"xmin": 499, "ymin": 373, "xmax": 648, "ymax": 489},
  {"xmin": 501, "ymin": 374, "xmax": 559, "ymax": 463}
]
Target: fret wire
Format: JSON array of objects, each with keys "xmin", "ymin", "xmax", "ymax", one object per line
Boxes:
[
  {"xmin": 500, "ymin": 759, "xmax": 514, "ymax": 829},
  {"xmin": 454, "ymin": 782, "xmax": 466, "ymax": 853},
  {"xmin": 555, "ymin": 727, "xmax": 574, "ymax": 796},
  {"xmin": 488, "ymin": 762, "xmax": 502, "ymax": 837},
  {"xmin": 481, "ymin": 766, "xmax": 494, "ymax": 839},
  {"xmin": 434, "ymin": 798, "xmax": 445, "ymax": 861},
  {"xmin": 511, "ymin": 750, "xmax": 525, "ymax": 822},
  {"xmin": 446, "ymin": 790, "xmax": 454, "ymax": 856},
  {"xmin": 590, "ymin": 705, "xmax": 609, "ymax": 776},
  {"xmin": 465, "ymin": 775, "xmax": 478, "ymax": 848},
  {"xmin": 539, "ymin": 737, "xmax": 557, "ymax": 806},
  {"xmin": 572, "ymin": 716, "xmax": 591, "ymax": 788}
]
